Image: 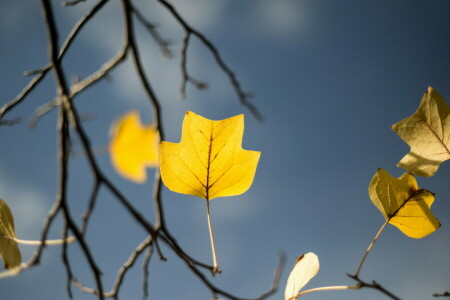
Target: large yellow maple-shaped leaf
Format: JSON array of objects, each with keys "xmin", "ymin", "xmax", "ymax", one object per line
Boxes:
[
  {"xmin": 109, "ymin": 110, "xmax": 159, "ymax": 183},
  {"xmin": 369, "ymin": 169, "xmax": 440, "ymax": 239},
  {"xmin": 0, "ymin": 199, "xmax": 21, "ymax": 269},
  {"xmin": 391, "ymin": 87, "xmax": 450, "ymax": 177},
  {"xmin": 160, "ymin": 111, "xmax": 260, "ymax": 200}
]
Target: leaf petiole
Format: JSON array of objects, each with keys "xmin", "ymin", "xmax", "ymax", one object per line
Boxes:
[
  {"xmin": 290, "ymin": 285, "xmax": 360, "ymax": 299},
  {"xmin": 354, "ymin": 220, "xmax": 389, "ymax": 277},
  {"xmin": 0, "ymin": 235, "xmax": 76, "ymax": 246},
  {"xmin": 205, "ymin": 200, "xmax": 221, "ymax": 274}
]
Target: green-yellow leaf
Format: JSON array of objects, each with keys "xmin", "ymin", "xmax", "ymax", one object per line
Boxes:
[
  {"xmin": 160, "ymin": 111, "xmax": 260, "ymax": 200},
  {"xmin": 391, "ymin": 86, "xmax": 450, "ymax": 177},
  {"xmin": 109, "ymin": 110, "xmax": 159, "ymax": 183},
  {"xmin": 369, "ymin": 169, "xmax": 440, "ymax": 239},
  {"xmin": 0, "ymin": 199, "xmax": 21, "ymax": 269}
]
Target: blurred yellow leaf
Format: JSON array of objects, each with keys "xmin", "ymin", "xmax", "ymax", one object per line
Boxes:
[
  {"xmin": 284, "ymin": 252, "xmax": 320, "ymax": 300},
  {"xmin": 0, "ymin": 199, "xmax": 21, "ymax": 269},
  {"xmin": 369, "ymin": 169, "xmax": 440, "ymax": 238},
  {"xmin": 110, "ymin": 110, "xmax": 159, "ymax": 183},
  {"xmin": 392, "ymin": 87, "xmax": 450, "ymax": 177},
  {"xmin": 160, "ymin": 111, "xmax": 260, "ymax": 200}
]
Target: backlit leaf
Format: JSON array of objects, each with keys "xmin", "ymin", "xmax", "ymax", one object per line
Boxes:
[
  {"xmin": 284, "ymin": 252, "xmax": 320, "ymax": 300},
  {"xmin": 160, "ymin": 111, "xmax": 260, "ymax": 200},
  {"xmin": 369, "ymin": 169, "xmax": 440, "ymax": 238},
  {"xmin": 109, "ymin": 110, "xmax": 159, "ymax": 183},
  {"xmin": 392, "ymin": 87, "xmax": 450, "ymax": 177},
  {"xmin": 0, "ymin": 199, "xmax": 21, "ymax": 269}
]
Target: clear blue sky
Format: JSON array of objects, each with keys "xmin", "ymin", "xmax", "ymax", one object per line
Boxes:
[{"xmin": 1, "ymin": 0, "xmax": 450, "ymax": 299}]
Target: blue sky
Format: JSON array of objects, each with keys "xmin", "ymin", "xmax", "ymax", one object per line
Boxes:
[{"xmin": 1, "ymin": 0, "xmax": 450, "ymax": 299}]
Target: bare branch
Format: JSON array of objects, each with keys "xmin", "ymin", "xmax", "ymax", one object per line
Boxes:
[
  {"xmin": 179, "ymin": 32, "xmax": 208, "ymax": 100},
  {"xmin": 348, "ymin": 274, "xmax": 401, "ymax": 300},
  {"xmin": 0, "ymin": 1, "xmax": 280, "ymax": 300},
  {"xmin": 0, "ymin": 117, "xmax": 21, "ymax": 126},
  {"xmin": 130, "ymin": 3, "xmax": 172, "ymax": 59},
  {"xmin": 0, "ymin": 72, "xmax": 46, "ymax": 121},
  {"xmin": 73, "ymin": 236, "xmax": 153, "ymax": 298},
  {"xmin": 434, "ymin": 291, "xmax": 450, "ymax": 297},
  {"xmin": 141, "ymin": 244, "xmax": 154, "ymax": 300},
  {"xmin": 62, "ymin": 221, "xmax": 74, "ymax": 298},
  {"xmin": 62, "ymin": 0, "xmax": 87, "ymax": 6},
  {"xmin": 70, "ymin": 44, "xmax": 129, "ymax": 97},
  {"xmin": 40, "ymin": 0, "xmax": 105, "ymax": 297},
  {"xmin": 28, "ymin": 98, "xmax": 59, "ymax": 129},
  {"xmin": 156, "ymin": 0, "xmax": 262, "ymax": 120},
  {"xmin": 0, "ymin": 0, "xmax": 110, "ymax": 121}
]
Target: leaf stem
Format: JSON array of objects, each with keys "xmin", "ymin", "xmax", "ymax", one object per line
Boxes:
[
  {"xmin": 354, "ymin": 220, "xmax": 389, "ymax": 277},
  {"xmin": 291, "ymin": 285, "xmax": 360, "ymax": 299},
  {"xmin": 0, "ymin": 235, "xmax": 76, "ymax": 246},
  {"xmin": 205, "ymin": 200, "xmax": 220, "ymax": 274}
]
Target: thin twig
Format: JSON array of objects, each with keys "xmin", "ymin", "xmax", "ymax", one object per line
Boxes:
[
  {"xmin": 62, "ymin": 0, "xmax": 87, "ymax": 6},
  {"xmin": 80, "ymin": 179, "xmax": 101, "ymax": 235},
  {"xmin": 141, "ymin": 244, "xmax": 154, "ymax": 300},
  {"xmin": 348, "ymin": 274, "xmax": 401, "ymax": 300},
  {"xmin": 130, "ymin": 3, "xmax": 171, "ymax": 59},
  {"xmin": 70, "ymin": 43, "xmax": 129, "ymax": 97},
  {"xmin": 179, "ymin": 32, "xmax": 208, "ymax": 100},
  {"xmin": 72, "ymin": 235, "xmax": 153, "ymax": 298},
  {"xmin": 156, "ymin": 0, "xmax": 261, "ymax": 120},
  {"xmin": 0, "ymin": 0, "xmax": 110, "ymax": 121},
  {"xmin": 28, "ymin": 98, "xmax": 60, "ymax": 129},
  {"xmin": 62, "ymin": 221, "xmax": 74, "ymax": 298},
  {"xmin": 0, "ymin": 118, "xmax": 21, "ymax": 126}
]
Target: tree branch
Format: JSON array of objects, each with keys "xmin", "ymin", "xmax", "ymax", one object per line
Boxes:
[{"xmin": 156, "ymin": 0, "xmax": 262, "ymax": 120}]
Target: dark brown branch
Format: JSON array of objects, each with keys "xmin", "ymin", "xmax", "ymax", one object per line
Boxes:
[
  {"xmin": 40, "ymin": 0, "xmax": 105, "ymax": 297},
  {"xmin": 141, "ymin": 243, "xmax": 154, "ymax": 300},
  {"xmin": 0, "ymin": 118, "xmax": 21, "ymax": 126},
  {"xmin": 1, "ymin": 1, "xmax": 279, "ymax": 300},
  {"xmin": 130, "ymin": 3, "xmax": 172, "ymax": 59},
  {"xmin": 72, "ymin": 235, "xmax": 153, "ymax": 298},
  {"xmin": 0, "ymin": 72, "xmax": 46, "ymax": 121},
  {"xmin": 179, "ymin": 32, "xmax": 208, "ymax": 100},
  {"xmin": 80, "ymin": 179, "xmax": 101, "ymax": 235},
  {"xmin": 156, "ymin": 0, "xmax": 262, "ymax": 120},
  {"xmin": 348, "ymin": 274, "xmax": 401, "ymax": 300},
  {"xmin": 62, "ymin": 0, "xmax": 87, "ymax": 6},
  {"xmin": 434, "ymin": 291, "xmax": 450, "ymax": 297},
  {"xmin": 70, "ymin": 43, "xmax": 129, "ymax": 97},
  {"xmin": 173, "ymin": 251, "xmax": 285, "ymax": 300},
  {"xmin": 62, "ymin": 221, "xmax": 74, "ymax": 298},
  {"xmin": 0, "ymin": 0, "xmax": 110, "ymax": 121},
  {"xmin": 122, "ymin": 0, "xmax": 169, "ymax": 233}
]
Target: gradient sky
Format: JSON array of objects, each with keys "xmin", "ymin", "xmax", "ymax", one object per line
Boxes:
[{"xmin": 1, "ymin": 1, "xmax": 450, "ymax": 299}]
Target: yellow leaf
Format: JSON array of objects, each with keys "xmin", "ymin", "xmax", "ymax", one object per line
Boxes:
[
  {"xmin": 284, "ymin": 252, "xmax": 320, "ymax": 300},
  {"xmin": 0, "ymin": 199, "xmax": 21, "ymax": 269},
  {"xmin": 160, "ymin": 111, "xmax": 260, "ymax": 200},
  {"xmin": 109, "ymin": 110, "xmax": 159, "ymax": 183},
  {"xmin": 369, "ymin": 169, "xmax": 440, "ymax": 238},
  {"xmin": 391, "ymin": 87, "xmax": 450, "ymax": 177}
]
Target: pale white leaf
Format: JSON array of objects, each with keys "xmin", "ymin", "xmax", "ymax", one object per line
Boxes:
[{"xmin": 284, "ymin": 252, "xmax": 320, "ymax": 300}]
